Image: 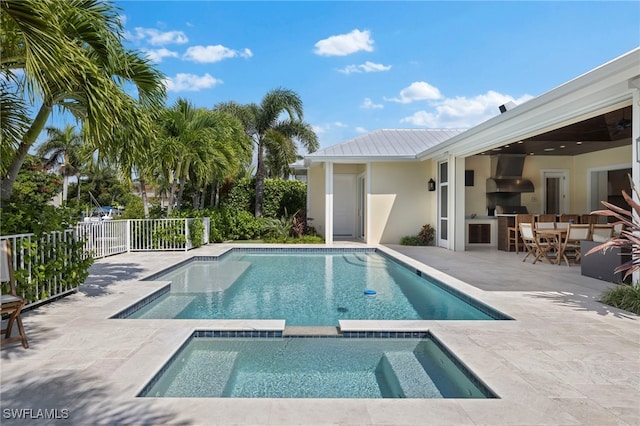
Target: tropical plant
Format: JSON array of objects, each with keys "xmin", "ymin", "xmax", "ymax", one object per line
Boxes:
[
  {"xmin": 156, "ymin": 99, "xmax": 250, "ymax": 215},
  {"xmin": 0, "ymin": 0, "xmax": 166, "ymax": 203},
  {"xmin": 400, "ymin": 236, "xmax": 422, "ymax": 246},
  {"xmin": 418, "ymin": 224, "xmax": 435, "ymax": 246},
  {"xmin": 36, "ymin": 125, "xmax": 88, "ymax": 203},
  {"xmin": 588, "ymin": 175, "xmax": 639, "ymax": 283},
  {"xmin": 215, "ymin": 88, "xmax": 319, "ymax": 217}
]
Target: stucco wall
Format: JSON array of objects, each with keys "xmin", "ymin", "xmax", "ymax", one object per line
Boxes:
[
  {"xmin": 307, "ymin": 164, "xmax": 326, "ymax": 236},
  {"xmin": 572, "ymin": 145, "xmax": 632, "ymax": 212},
  {"xmin": 369, "ymin": 161, "xmax": 434, "ymax": 244},
  {"xmin": 464, "ymin": 156, "xmax": 491, "ymax": 217}
]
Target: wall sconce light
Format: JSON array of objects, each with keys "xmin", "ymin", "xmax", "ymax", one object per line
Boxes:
[{"xmin": 428, "ymin": 178, "xmax": 436, "ymax": 191}]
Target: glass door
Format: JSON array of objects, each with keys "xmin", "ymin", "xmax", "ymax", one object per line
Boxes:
[{"xmin": 437, "ymin": 160, "xmax": 449, "ymax": 248}]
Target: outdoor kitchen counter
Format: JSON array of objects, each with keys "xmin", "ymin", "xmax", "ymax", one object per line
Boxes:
[
  {"xmin": 465, "ymin": 216, "xmax": 498, "ymax": 247},
  {"xmin": 496, "ymin": 215, "xmax": 517, "ymax": 251}
]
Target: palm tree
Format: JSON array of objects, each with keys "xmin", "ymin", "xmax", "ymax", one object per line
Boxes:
[
  {"xmin": 216, "ymin": 88, "xmax": 318, "ymax": 217},
  {"xmin": 157, "ymin": 99, "xmax": 250, "ymax": 215},
  {"xmin": 0, "ymin": 0, "xmax": 166, "ymax": 203},
  {"xmin": 36, "ymin": 125, "xmax": 86, "ymax": 203}
]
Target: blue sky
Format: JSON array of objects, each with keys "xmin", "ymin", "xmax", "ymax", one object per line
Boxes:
[{"xmin": 105, "ymin": 1, "xmax": 640, "ymax": 150}]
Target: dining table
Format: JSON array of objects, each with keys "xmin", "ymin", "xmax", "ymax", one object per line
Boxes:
[{"xmin": 534, "ymin": 228, "xmax": 568, "ymax": 265}]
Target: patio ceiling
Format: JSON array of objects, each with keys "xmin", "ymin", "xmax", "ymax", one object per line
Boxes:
[{"xmin": 480, "ymin": 105, "xmax": 632, "ymax": 156}]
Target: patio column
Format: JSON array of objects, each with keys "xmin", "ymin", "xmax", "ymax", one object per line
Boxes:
[
  {"xmin": 325, "ymin": 161, "xmax": 334, "ymax": 245},
  {"xmin": 631, "ymin": 80, "xmax": 639, "ymax": 284}
]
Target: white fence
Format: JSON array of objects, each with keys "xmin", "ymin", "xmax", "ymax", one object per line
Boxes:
[
  {"xmin": 1, "ymin": 230, "xmax": 82, "ymax": 308},
  {"xmin": 76, "ymin": 217, "xmax": 210, "ymax": 258},
  {"xmin": 1, "ymin": 218, "xmax": 210, "ymax": 306}
]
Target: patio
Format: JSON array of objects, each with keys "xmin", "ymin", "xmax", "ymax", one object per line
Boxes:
[{"xmin": 1, "ymin": 243, "xmax": 638, "ymax": 425}]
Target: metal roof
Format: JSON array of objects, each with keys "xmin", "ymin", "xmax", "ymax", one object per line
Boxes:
[{"xmin": 306, "ymin": 128, "xmax": 466, "ymax": 161}]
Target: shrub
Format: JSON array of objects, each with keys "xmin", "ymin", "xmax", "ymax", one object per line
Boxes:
[
  {"xmin": 221, "ymin": 178, "xmax": 307, "ymax": 218},
  {"xmin": 600, "ymin": 284, "xmax": 640, "ymax": 315},
  {"xmin": 418, "ymin": 224, "xmax": 435, "ymax": 246},
  {"xmin": 189, "ymin": 218, "xmax": 205, "ymax": 248},
  {"xmin": 400, "ymin": 236, "xmax": 422, "ymax": 246},
  {"xmin": 400, "ymin": 224, "xmax": 435, "ymax": 246}
]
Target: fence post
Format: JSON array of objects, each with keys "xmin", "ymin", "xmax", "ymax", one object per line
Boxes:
[
  {"xmin": 126, "ymin": 220, "xmax": 131, "ymax": 252},
  {"xmin": 184, "ymin": 219, "xmax": 190, "ymax": 251}
]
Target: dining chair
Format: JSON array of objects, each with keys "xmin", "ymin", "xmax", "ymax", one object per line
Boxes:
[
  {"xmin": 535, "ymin": 221, "xmax": 556, "ymax": 230},
  {"xmin": 538, "ymin": 214, "xmax": 556, "ymax": 223},
  {"xmin": 559, "ymin": 224, "xmax": 591, "ymax": 266},
  {"xmin": 581, "ymin": 214, "xmax": 600, "ymax": 225},
  {"xmin": 1, "ymin": 240, "xmax": 29, "ymax": 349},
  {"xmin": 520, "ymin": 223, "xmax": 552, "ymax": 264},
  {"xmin": 591, "ymin": 224, "xmax": 614, "ymax": 243},
  {"xmin": 559, "ymin": 214, "xmax": 579, "ymax": 224},
  {"xmin": 508, "ymin": 214, "xmax": 534, "ymax": 253}
]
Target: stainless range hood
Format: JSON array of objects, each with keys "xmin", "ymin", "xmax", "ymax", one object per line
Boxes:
[{"xmin": 486, "ymin": 154, "xmax": 534, "ymax": 193}]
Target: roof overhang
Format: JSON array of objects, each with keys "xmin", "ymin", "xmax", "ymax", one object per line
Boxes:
[
  {"xmin": 417, "ymin": 48, "xmax": 640, "ymax": 160},
  {"xmin": 304, "ymin": 155, "xmax": 418, "ymax": 166}
]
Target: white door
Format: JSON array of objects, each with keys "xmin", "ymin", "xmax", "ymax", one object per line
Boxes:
[
  {"xmin": 437, "ymin": 160, "xmax": 449, "ymax": 248},
  {"xmin": 542, "ymin": 170, "xmax": 569, "ymax": 214},
  {"xmin": 334, "ymin": 174, "xmax": 356, "ymax": 237}
]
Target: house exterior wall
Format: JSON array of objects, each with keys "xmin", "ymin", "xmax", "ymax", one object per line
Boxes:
[
  {"xmin": 307, "ymin": 163, "xmax": 326, "ymax": 237},
  {"xmin": 572, "ymin": 145, "xmax": 632, "ymax": 211},
  {"xmin": 464, "ymin": 156, "xmax": 491, "ymax": 217},
  {"xmin": 368, "ymin": 161, "xmax": 435, "ymax": 244}
]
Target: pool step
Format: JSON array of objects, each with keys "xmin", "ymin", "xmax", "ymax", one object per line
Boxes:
[
  {"xmin": 382, "ymin": 352, "xmax": 442, "ymax": 398},
  {"xmin": 283, "ymin": 326, "xmax": 340, "ymax": 336},
  {"xmin": 171, "ymin": 261, "xmax": 251, "ymax": 293},
  {"xmin": 226, "ymin": 370, "xmax": 382, "ymax": 398}
]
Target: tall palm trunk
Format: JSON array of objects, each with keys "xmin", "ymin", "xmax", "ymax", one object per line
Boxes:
[
  {"xmin": 62, "ymin": 174, "xmax": 69, "ymax": 203},
  {"xmin": 1, "ymin": 104, "xmax": 52, "ymax": 202},
  {"xmin": 254, "ymin": 143, "xmax": 266, "ymax": 218},
  {"xmin": 139, "ymin": 177, "xmax": 150, "ymax": 218},
  {"xmin": 76, "ymin": 174, "xmax": 82, "ymax": 203}
]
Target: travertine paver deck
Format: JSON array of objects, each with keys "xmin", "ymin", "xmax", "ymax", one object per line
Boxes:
[{"xmin": 1, "ymin": 243, "xmax": 638, "ymax": 425}]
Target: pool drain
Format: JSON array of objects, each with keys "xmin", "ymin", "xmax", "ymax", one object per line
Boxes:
[{"xmin": 337, "ymin": 307, "xmax": 348, "ymax": 313}]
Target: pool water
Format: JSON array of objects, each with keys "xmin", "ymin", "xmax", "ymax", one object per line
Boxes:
[
  {"xmin": 127, "ymin": 251, "xmax": 503, "ymax": 325},
  {"xmin": 140, "ymin": 337, "xmax": 496, "ymax": 398}
]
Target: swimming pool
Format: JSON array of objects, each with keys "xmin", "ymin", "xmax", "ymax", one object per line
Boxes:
[
  {"xmin": 139, "ymin": 333, "xmax": 497, "ymax": 399},
  {"xmin": 120, "ymin": 249, "xmax": 509, "ymax": 325}
]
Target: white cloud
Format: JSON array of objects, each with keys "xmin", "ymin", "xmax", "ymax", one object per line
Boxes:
[
  {"xmin": 183, "ymin": 45, "xmax": 253, "ymax": 63},
  {"xmin": 164, "ymin": 73, "xmax": 222, "ymax": 92},
  {"xmin": 400, "ymin": 91, "xmax": 534, "ymax": 128},
  {"xmin": 314, "ymin": 29, "xmax": 374, "ymax": 56},
  {"xmin": 361, "ymin": 98, "xmax": 383, "ymax": 109},
  {"xmin": 355, "ymin": 126, "xmax": 367, "ymax": 133},
  {"xmin": 118, "ymin": 14, "xmax": 127, "ymax": 25},
  {"xmin": 131, "ymin": 27, "xmax": 188, "ymax": 45},
  {"xmin": 338, "ymin": 61, "xmax": 391, "ymax": 74},
  {"xmin": 334, "ymin": 121, "xmax": 347, "ymax": 128},
  {"xmin": 312, "ymin": 125, "xmax": 327, "ymax": 134},
  {"xmin": 144, "ymin": 48, "xmax": 179, "ymax": 63},
  {"xmin": 385, "ymin": 81, "xmax": 442, "ymax": 104}
]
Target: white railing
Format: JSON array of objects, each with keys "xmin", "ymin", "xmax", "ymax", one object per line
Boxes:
[
  {"xmin": 76, "ymin": 220, "xmax": 128, "ymax": 259},
  {"xmin": 1, "ymin": 218, "xmax": 209, "ymax": 307},
  {"xmin": 1, "ymin": 230, "xmax": 81, "ymax": 308},
  {"xmin": 75, "ymin": 217, "xmax": 210, "ymax": 257}
]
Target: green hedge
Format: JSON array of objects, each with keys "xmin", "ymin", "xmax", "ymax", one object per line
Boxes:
[{"xmin": 221, "ymin": 178, "xmax": 306, "ymax": 218}]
